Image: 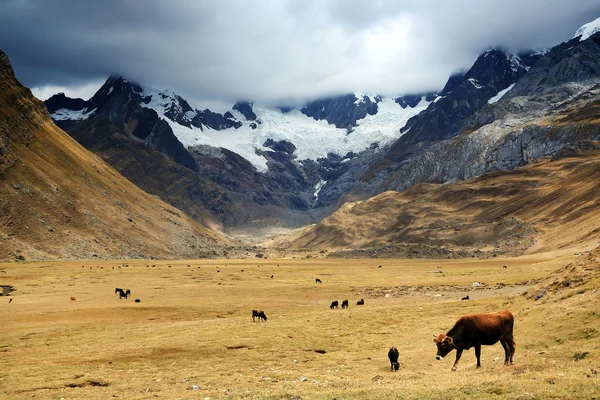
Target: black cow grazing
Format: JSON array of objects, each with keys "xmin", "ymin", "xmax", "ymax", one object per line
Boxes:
[
  {"xmin": 116, "ymin": 289, "xmax": 131, "ymax": 299},
  {"xmin": 252, "ymin": 309, "xmax": 267, "ymax": 322},
  {"xmin": 461, "ymin": 295, "xmax": 470, "ymax": 300},
  {"xmin": 330, "ymin": 300, "xmax": 339, "ymax": 309},
  {"xmin": 8, "ymin": 298, "xmax": 12, "ymax": 303},
  {"xmin": 388, "ymin": 347, "xmax": 400, "ymax": 371},
  {"xmin": 503, "ymin": 265, "xmax": 508, "ymax": 269},
  {"xmin": 315, "ymin": 278, "xmax": 322, "ymax": 283},
  {"xmin": 434, "ymin": 310, "xmax": 515, "ymax": 371},
  {"xmin": 271, "ymin": 275, "xmax": 274, "ymax": 279},
  {"xmin": 378, "ymin": 265, "xmax": 382, "ymax": 268},
  {"xmin": 357, "ymin": 299, "xmax": 365, "ymax": 305},
  {"xmin": 341, "ymin": 300, "xmax": 349, "ymax": 309},
  {"xmin": 135, "ymin": 299, "xmax": 141, "ymax": 303}
]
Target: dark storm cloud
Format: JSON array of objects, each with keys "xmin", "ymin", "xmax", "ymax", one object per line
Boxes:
[{"xmin": 1, "ymin": 0, "xmax": 599, "ymax": 105}]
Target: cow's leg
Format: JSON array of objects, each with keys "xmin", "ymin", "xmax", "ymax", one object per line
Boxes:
[
  {"xmin": 474, "ymin": 345, "xmax": 482, "ymax": 368},
  {"xmin": 500, "ymin": 340, "xmax": 510, "ymax": 366},
  {"xmin": 509, "ymin": 340, "xmax": 516, "ymax": 364},
  {"xmin": 451, "ymin": 349, "xmax": 463, "ymax": 371}
]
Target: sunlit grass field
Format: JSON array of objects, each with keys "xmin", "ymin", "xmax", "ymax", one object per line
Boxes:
[{"xmin": 1, "ymin": 252, "xmax": 599, "ymax": 399}]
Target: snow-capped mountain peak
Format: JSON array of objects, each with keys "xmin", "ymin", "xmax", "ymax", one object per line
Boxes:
[{"xmin": 574, "ymin": 16, "xmax": 600, "ymax": 42}]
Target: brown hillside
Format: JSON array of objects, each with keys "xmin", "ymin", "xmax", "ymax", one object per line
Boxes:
[
  {"xmin": 0, "ymin": 50, "xmax": 229, "ymax": 260},
  {"xmin": 281, "ymin": 149, "xmax": 600, "ymax": 256}
]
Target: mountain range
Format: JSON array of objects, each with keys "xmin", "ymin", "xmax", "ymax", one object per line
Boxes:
[{"xmin": 2, "ymin": 17, "xmax": 600, "ymax": 258}]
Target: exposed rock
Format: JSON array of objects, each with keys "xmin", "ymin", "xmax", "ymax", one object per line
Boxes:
[
  {"xmin": 301, "ymin": 94, "xmax": 378, "ymax": 130},
  {"xmin": 233, "ymin": 101, "xmax": 257, "ymax": 120}
]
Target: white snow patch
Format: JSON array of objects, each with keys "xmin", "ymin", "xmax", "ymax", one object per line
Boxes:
[
  {"xmin": 313, "ymin": 179, "xmax": 327, "ymax": 200},
  {"xmin": 185, "ymin": 110, "xmax": 197, "ymax": 121},
  {"xmin": 107, "ymin": 86, "xmax": 114, "ymax": 96},
  {"xmin": 51, "ymin": 107, "xmax": 96, "ymax": 121},
  {"xmin": 487, "ymin": 83, "xmax": 515, "ymax": 104},
  {"xmin": 507, "ymin": 54, "xmax": 526, "ymax": 72},
  {"xmin": 467, "ymin": 78, "xmax": 482, "ymax": 89},
  {"xmin": 354, "ymin": 92, "xmax": 378, "ymax": 105},
  {"xmin": 574, "ymin": 17, "xmax": 600, "ymax": 42}
]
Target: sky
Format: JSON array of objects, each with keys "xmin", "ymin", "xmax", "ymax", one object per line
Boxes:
[{"xmin": 1, "ymin": 0, "xmax": 599, "ymax": 107}]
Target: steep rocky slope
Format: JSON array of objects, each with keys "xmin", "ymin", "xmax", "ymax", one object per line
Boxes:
[
  {"xmin": 281, "ymin": 147, "xmax": 600, "ymax": 257},
  {"xmin": 353, "ymin": 33, "xmax": 600, "ymax": 199},
  {"xmin": 0, "ymin": 50, "xmax": 230, "ymax": 260}
]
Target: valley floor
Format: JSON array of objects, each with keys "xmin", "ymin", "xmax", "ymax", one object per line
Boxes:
[{"xmin": 1, "ymin": 251, "xmax": 599, "ymax": 399}]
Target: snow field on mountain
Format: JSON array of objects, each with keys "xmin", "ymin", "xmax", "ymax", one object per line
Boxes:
[
  {"xmin": 488, "ymin": 83, "xmax": 515, "ymax": 104},
  {"xmin": 574, "ymin": 16, "xmax": 600, "ymax": 42},
  {"xmin": 141, "ymin": 89, "xmax": 430, "ymax": 172},
  {"xmin": 50, "ymin": 107, "xmax": 96, "ymax": 121}
]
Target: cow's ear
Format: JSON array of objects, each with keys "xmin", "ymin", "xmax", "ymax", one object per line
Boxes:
[{"xmin": 446, "ymin": 337, "xmax": 453, "ymax": 344}]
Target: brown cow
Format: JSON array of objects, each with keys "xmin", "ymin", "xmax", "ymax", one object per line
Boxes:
[
  {"xmin": 252, "ymin": 309, "xmax": 267, "ymax": 322},
  {"xmin": 433, "ymin": 310, "xmax": 515, "ymax": 371}
]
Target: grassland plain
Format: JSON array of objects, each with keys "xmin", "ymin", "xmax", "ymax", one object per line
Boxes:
[{"xmin": 1, "ymin": 251, "xmax": 599, "ymax": 399}]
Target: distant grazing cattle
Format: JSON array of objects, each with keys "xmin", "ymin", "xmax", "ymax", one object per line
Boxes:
[
  {"xmin": 70, "ymin": 297, "xmax": 76, "ymax": 301},
  {"xmin": 341, "ymin": 300, "xmax": 349, "ymax": 309},
  {"xmin": 9, "ymin": 298, "xmax": 12, "ymax": 303},
  {"xmin": 271, "ymin": 275, "xmax": 274, "ymax": 279},
  {"xmin": 433, "ymin": 310, "xmax": 515, "ymax": 371},
  {"xmin": 388, "ymin": 347, "xmax": 400, "ymax": 371},
  {"xmin": 461, "ymin": 295, "xmax": 470, "ymax": 300},
  {"xmin": 330, "ymin": 301, "xmax": 339, "ymax": 309},
  {"xmin": 378, "ymin": 265, "xmax": 382, "ymax": 268},
  {"xmin": 135, "ymin": 299, "xmax": 141, "ymax": 303},
  {"xmin": 116, "ymin": 289, "xmax": 131, "ymax": 299},
  {"xmin": 252, "ymin": 309, "xmax": 267, "ymax": 322},
  {"xmin": 315, "ymin": 278, "xmax": 322, "ymax": 283},
  {"xmin": 357, "ymin": 299, "xmax": 364, "ymax": 305},
  {"xmin": 503, "ymin": 265, "xmax": 507, "ymax": 269}
]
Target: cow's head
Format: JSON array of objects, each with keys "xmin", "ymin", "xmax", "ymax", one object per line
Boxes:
[
  {"xmin": 392, "ymin": 361, "xmax": 400, "ymax": 371},
  {"xmin": 433, "ymin": 334, "xmax": 455, "ymax": 360}
]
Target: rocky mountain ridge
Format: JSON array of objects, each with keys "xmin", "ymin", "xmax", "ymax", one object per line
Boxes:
[
  {"xmin": 0, "ymin": 49, "xmax": 232, "ymax": 260},
  {"xmin": 41, "ymin": 19, "xmax": 600, "ymax": 236}
]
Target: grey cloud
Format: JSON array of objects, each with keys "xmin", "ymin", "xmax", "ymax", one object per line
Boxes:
[{"xmin": 1, "ymin": 0, "xmax": 599, "ymax": 106}]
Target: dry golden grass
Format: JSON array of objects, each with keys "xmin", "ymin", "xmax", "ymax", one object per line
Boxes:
[
  {"xmin": 1, "ymin": 251, "xmax": 599, "ymax": 399},
  {"xmin": 280, "ymin": 151, "xmax": 600, "ymax": 257}
]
